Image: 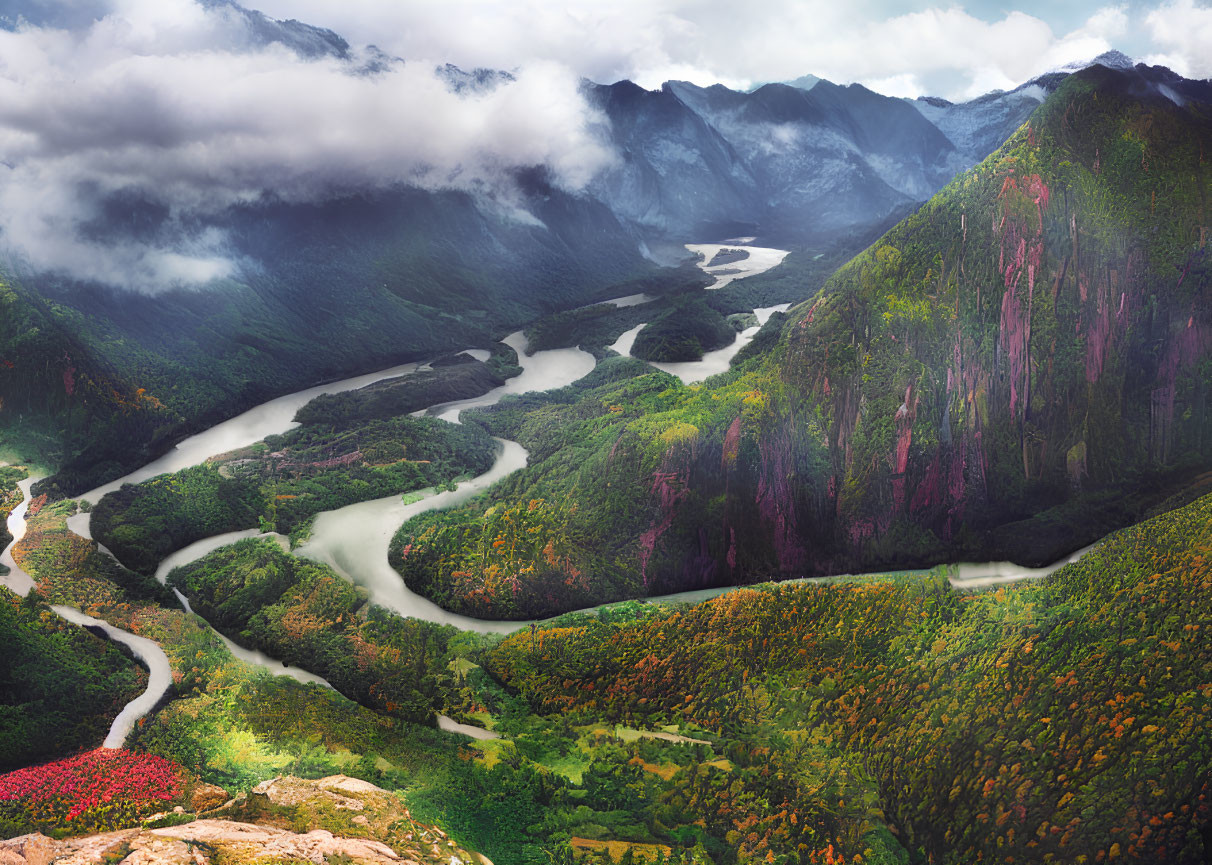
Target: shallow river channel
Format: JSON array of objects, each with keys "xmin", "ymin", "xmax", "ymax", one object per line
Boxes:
[{"xmin": 0, "ymin": 245, "xmax": 1103, "ymax": 744}]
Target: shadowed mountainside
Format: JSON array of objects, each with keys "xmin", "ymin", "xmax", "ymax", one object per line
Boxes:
[{"xmin": 389, "ymin": 64, "xmax": 1212, "ymax": 619}]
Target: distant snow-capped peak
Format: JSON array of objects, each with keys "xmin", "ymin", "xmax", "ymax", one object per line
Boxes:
[{"xmin": 1054, "ymin": 49, "xmax": 1136, "ymax": 75}]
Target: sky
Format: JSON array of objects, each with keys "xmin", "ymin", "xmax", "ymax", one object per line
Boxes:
[
  {"xmin": 245, "ymin": 0, "xmax": 1212, "ymax": 97},
  {"xmin": 0, "ymin": 0, "xmax": 1209, "ymax": 292}
]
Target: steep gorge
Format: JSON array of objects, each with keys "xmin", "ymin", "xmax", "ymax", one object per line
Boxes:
[{"xmin": 392, "ymin": 64, "xmax": 1212, "ymax": 618}]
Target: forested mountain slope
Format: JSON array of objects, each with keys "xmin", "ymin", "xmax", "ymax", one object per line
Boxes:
[
  {"xmin": 757, "ymin": 62, "xmax": 1212, "ymax": 567},
  {"xmin": 487, "ymin": 484, "xmax": 1212, "ymax": 864},
  {"xmin": 0, "ymin": 0, "xmax": 1081, "ymax": 493},
  {"xmin": 1, "ymin": 181, "xmax": 670, "ymax": 494},
  {"xmin": 392, "ymin": 64, "xmax": 1212, "ymax": 619}
]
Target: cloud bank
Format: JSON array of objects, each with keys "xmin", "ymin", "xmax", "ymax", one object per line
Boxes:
[
  {"xmin": 0, "ymin": 0, "xmax": 616, "ymax": 291},
  {"xmin": 250, "ymin": 0, "xmax": 1140, "ymax": 100},
  {"xmin": 3, "ymin": 0, "xmax": 1206, "ymax": 293},
  {"xmin": 1144, "ymin": 0, "xmax": 1212, "ymax": 78}
]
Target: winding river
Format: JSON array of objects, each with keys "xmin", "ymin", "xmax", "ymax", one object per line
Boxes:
[
  {"xmin": 686, "ymin": 241, "xmax": 791, "ymax": 289},
  {"xmin": 602, "ymin": 239, "xmax": 793, "ymax": 384},
  {"xmin": 610, "ymin": 303, "xmax": 791, "ymax": 385},
  {"xmin": 2, "ymin": 479, "xmax": 329, "ymax": 746},
  {"xmin": 6, "ymin": 248, "xmax": 1108, "ymax": 745},
  {"xmin": 2, "ymin": 476, "xmax": 175, "ymax": 748},
  {"xmin": 1, "ymin": 476, "xmax": 39, "ymax": 597},
  {"xmin": 295, "ymin": 329, "xmax": 596, "ymax": 633},
  {"xmin": 295, "ymin": 438, "xmax": 529, "ymax": 633},
  {"xmin": 50, "ymin": 605, "xmax": 175, "ymax": 749},
  {"xmin": 948, "ymin": 542, "xmax": 1101, "ymax": 589},
  {"xmin": 79, "ymin": 359, "xmax": 429, "ymax": 504},
  {"xmin": 427, "ymin": 331, "xmax": 595, "ymax": 424}
]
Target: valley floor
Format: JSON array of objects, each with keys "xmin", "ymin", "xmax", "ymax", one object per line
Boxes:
[{"xmin": 3, "ymin": 227, "xmax": 1212, "ymax": 865}]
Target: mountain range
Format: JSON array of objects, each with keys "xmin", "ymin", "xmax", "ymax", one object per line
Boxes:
[
  {"xmin": 385, "ymin": 62, "xmax": 1212, "ymax": 618},
  {"xmin": 3, "ymin": 5, "xmax": 1212, "ymax": 864},
  {"xmin": 0, "ymin": 2, "xmax": 1141, "ymax": 495}
]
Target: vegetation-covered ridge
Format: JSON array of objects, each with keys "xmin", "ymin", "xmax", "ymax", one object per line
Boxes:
[
  {"xmin": 6, "ymin": 385, "xmax": 1212, "ymax": 865},
  {"xmin": 0, "ymin": 592, "xmax": 146, "ymax": 773},
  {"xmin": 390, "ymin": 356, "xmax": 753, "ymax": 618},
  {"xmin": 11, "ymin": 494, "xmax": 863, "ymax": 865},
  {"xmin": 486, "ymin": 487, "xmax": 1212, "ymax": 864},
  {"xmin": 630, "ymin": 297, "xmax": 737, "ymax": 363},
  {"xmin": 165, "ymin": 535, "xmax": 901, "ymax": 865},
  {"xmin": 4, "ymin": 181, "xmax": 673, "ymax": 501},
  {"xmin": 167, "ymin": 538, "xmax": 457, "ymax": 725},
  {"xmin": 4, "ymin": 491, "xmax": 535, "ymax": 861},
  {"xmin": 769, "ymin": 63, "xmax": 1211, "ymax": 567},
  {"xmin": 92, "ymin": 410, "xmax": 497, "ymax": 576},
  {"xmin": 390, "ymin": 64, "xmax": 1212, "ymax": 619}
]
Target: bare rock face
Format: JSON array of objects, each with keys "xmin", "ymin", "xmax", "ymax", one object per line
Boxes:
[
  {"xmin": 106, "ymin": 835, "xmax": 198, "ymax": 865},
  {"xmin": 250, "ymin": 775, "xmax": 375, "ymax": 811},
  {"xmin": 233, "ymin": 776, "xmax": 481, "ymax": 865},
  {"xmin": 0, "ymin": 831, "xmax": 196, "ymax": 865},
  {"xmin": 0, "ymin": 833, "xmax": 68, "ymax": 865},
  {"xmin": 0, "ymin": 822, "xmax": 402, "ymax": 865},
  {"xmin": 154, "ymin": 820, "xmax": 403, "ymax": 864},
  {"xmin": 0, "ymin": 776, "xmax": 487, "ymax": 865}
]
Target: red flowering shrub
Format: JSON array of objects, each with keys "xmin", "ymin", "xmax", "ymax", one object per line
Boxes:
[{"xmin": 0, "ymin": 749, "xmax": 183, "ymax": 833}]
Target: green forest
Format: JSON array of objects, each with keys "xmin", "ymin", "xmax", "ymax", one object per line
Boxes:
[
  {"xmin": 167, "ymin": 538, "xmax": 457, "ymax": 724},
  {"xmin": 0, "ymin": 593, "xmax": 146, "ymax": 774},
  {"xmin": 0, "ymin": 465, "xmax": 27, "ymax": 576},
  {"xmin": 92, "ymin": 413, "xmax": 497, "ymax": 575},
  {"xmin": 486, "ymin": 489, "xmax": 1212, "ymax": 863},
  {"xmin": 0, "ymin": 468, "xmax": 148, "ymax": 774},
  {"xmin": 630, "ymin": 298, "xmax": 737, "ymax": 363},
  {"xmin": 1, "ymin": 62, "xmax": 1211, "ymax": 865},
  {"xmin": 386, "ymin": 67, "xmax": 1212, "ymax": 620},
  {"xmin": 7, "ymin": 456, "xmax": 1211, "ymax": 862}
]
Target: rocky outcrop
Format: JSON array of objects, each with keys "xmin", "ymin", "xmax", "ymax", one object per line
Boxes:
[
  {"xmin": 186, "ymin": 783, "xmax": 229, "ymax": 814},
  {"xmin": 0, "ymin": 832, "xmax": 61, "ymax": 865},
  {"xmin": 0, "ymin": 777, "xmax": 486, "ymax": 865},
  {"xmin": 0, "ymin": 822, "xmax": 405, "ymax": 865},
  {"xmin": 248, "ymin": 775, "xmax": 380, "ymax": 811}
]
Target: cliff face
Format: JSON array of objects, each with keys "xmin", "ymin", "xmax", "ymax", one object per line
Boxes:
[
  {"xmin": 646, "ymin": 64, "xmax": 1212, "ymax": 578},
  {"xmin": 722, "ymin": 64, "xmax": 1212, "ymax": 572},
  {"xmin": 391, "ymin": 64, "xmax": 1212, "ymax": 620}
]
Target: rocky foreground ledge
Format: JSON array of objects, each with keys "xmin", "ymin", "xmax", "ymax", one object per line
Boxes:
[{"xmin": 0, "ymin": 776, "xmax": 488, "ymax": 865}]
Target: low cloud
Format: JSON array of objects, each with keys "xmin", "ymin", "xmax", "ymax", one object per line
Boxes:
[
  {"xmin": 249, "ymin": 0, "xmax": 1132, "ymax": 100},
  {"xmin": 1143, "ymin": 0, "xmax": 1212, "ymax": 78},
  {"xmin": 2, "ymin": 0, "xmax": 1200, "ymax": 293},
  {"xmin": 0, "ymin": 0, "xmax": 616, "ymax": 292}
]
